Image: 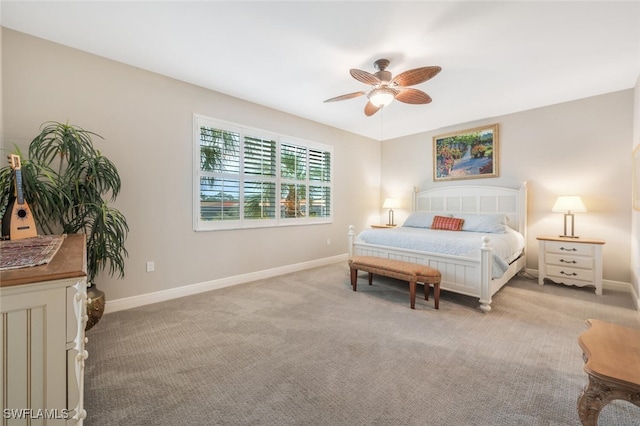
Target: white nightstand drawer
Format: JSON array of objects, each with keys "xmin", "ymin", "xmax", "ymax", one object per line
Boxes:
[
  {"xmin": 537, "ymin": 236, "xmax": 605, "ymax": 295},
  {"xmin": 545, "ymin": 253, "xmax": 594, "ymax": 269},
  {"xmin": 545, "ymin": 241, "xmax": 594, "ymax": 256},
  {"xmin": 546, "ymin": 265, "xmax": 594, "ymax": 282}
]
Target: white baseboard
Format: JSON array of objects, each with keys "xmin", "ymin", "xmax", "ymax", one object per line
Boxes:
[
  {"xmin": 107, "ymin": 261, "xmax": 638, "ymax": 315},
  {"xmin": 105, "ymin": 253, "xmax": 349, "ymax": 314},
  {"xmin": 631, "ymin": 283, "xmax": 640, "ymax": 313}
]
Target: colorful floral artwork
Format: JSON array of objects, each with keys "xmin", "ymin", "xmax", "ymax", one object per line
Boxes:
[{"xmin": 433, "ymin": 124, "xmax": 499, "ymax": 181}]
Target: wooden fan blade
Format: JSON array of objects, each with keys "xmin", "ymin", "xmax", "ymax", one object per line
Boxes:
[
  {"xmin": 364, "ymin": 101, "xmax": 382, "ymax": 116},
  {"xmin": 392, "ymin": 66, "xmax": 442, "ymax": 87},
  {"xmin": 323, "ymin": 91, "xmax": 366, "ymax": 103},
  {"xmin": 350, "ymin": 69, "xmax": 381, "ymax": 85},
  {"xmin": 395, "ymin": 88, "xmax": 432, "ymax": 104}
]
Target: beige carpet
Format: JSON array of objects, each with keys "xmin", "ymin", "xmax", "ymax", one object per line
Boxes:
[{"xmin": 84, "ymin": 262, "xmax": 640, "ymax": 425}]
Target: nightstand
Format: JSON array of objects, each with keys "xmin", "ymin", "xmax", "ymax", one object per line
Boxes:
[
  {"xmin": 537, "ymin": 236, "xmax": 605, "ymax": 295},
  {"xmin": 371, "ymin": 224, "xmax": 396, "ymax": 229}
]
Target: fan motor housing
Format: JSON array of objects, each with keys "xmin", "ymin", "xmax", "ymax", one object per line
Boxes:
[{"xmin": 375, "ymin": 70, "xmax": 392, "ymax": 84}]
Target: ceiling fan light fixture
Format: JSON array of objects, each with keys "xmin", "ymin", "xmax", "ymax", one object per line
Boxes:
[
  {"xmin": 325, "ymin": 58, "xmax": 441, "ymax": 116},
  {"xmin": 369, "ymin": 87, "xmax": 396, "ymax": 107}
]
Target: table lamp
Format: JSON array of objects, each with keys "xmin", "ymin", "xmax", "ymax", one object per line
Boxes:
[
  {"xmin": 383, "ymin": 198, "xmax": 400, "ymax": 226},
  {"xmin": 552, "ymin": 195, "xmax": 587, "ymax": 238}
]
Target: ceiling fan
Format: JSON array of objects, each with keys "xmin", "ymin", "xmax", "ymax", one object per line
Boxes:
[{"xmin": 324, "ymin": 58, "xmax": 442, "ymax": 116}]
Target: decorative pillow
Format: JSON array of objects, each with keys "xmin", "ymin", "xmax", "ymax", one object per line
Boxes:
[
  {"xmin": 431, "ymin": 215, "xmax": 465, "ymax": 231},
  {"xmin": 458, "ymin": 214, "xmax": 508, "ymax": 234},
  {"xmin": 403, "ymin": 212, "xmax": 451, "ymax": 228}
]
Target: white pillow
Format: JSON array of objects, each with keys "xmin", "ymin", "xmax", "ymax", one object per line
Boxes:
[
  {"xmin": 403, "ymin": 212, "xmax": 451, "ymax": 228},
  {"xmin": 458, "ymin": 214, "xmax": 508, "ymax": 234}
]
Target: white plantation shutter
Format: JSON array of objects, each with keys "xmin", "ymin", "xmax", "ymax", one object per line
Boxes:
[
  {"xmin": 244, "ymin": 136, "xmax": 276, "ymax": 177},
  {"xmin": 309, "ymin": 185, "xmax": 331, "ymax": 218},
  {"xmin": 280, "ymin": 143, "xmax": 306, "ymax": 180},
  {"xmin": 244, "ymin": 136, "xmax": 277, "ymax": 219},
  {"xmin": 308, "ymin": 148, "xmax": 331, "ymax": 218},
  {"xmin": 309, "ymin": 149, "xmax": 330, "ymax": 182},
  {"xmin": 198, "ymin": 127, "xmax": 241, "ymax": 221},
  {"xmin": 194, "ymin": 115, "xmax": 332, "ymax": 230}
]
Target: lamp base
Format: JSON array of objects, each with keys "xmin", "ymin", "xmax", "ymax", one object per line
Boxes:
[
  {"xmin": 558, "ymin": 234, "xmax": 580, "ymax": 239},
  {"xmin": 560, "ymin": 213, "xmax": 579, "ymax": 239},
  {"xmin": 387, "ymin": 209, "xmax": 395, "ymax": 227}
]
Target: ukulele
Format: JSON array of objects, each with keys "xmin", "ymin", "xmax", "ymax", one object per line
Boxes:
[{"xmin": 2, "ymin": 154, "xmax": 37, "ymax": 240}]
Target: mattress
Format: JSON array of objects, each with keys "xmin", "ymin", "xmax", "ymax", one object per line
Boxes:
[{"xmin": 356, "ymin": 226, "xmax": 525, "ymax": 279}]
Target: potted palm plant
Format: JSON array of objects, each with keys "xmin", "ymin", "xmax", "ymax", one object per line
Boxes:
[{"xmin": 0, "ymin": 121, "xmax": 128, "ymax": 330}]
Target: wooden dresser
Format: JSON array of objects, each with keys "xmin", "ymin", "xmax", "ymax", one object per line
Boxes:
[{"xmin": 1, "ymin": 234, "xmax": 88, "ymax": 424}]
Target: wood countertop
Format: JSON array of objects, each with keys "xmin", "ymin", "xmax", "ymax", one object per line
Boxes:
[
  {"xmin": 536, "ymin": 235, "xmax": 605, "ymax": 245},
  {"xmin": 0, "ymin": 234, "xmax": 86, "ymax": 288}
]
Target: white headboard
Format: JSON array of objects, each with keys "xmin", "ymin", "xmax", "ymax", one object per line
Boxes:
[{"xmin": 412, "ymin": 182, "xmax": 528, "ymax": 236}]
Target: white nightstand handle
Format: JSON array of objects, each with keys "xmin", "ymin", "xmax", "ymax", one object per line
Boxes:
[
  {"xmin": 559, "ymin": 247, "xmax": 578, "ymax": 252},
  {"xmin": 560, "ymin": 271, "xmax": 578, "ymax": 276},
  {"xmin": 559, "ymin": 259, "xmax": 577, "ymax": 264}
]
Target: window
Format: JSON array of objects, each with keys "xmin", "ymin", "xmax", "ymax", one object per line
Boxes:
[{"xmin": 194, "ymin": 115, "xmax": 332, "ymax": 231}]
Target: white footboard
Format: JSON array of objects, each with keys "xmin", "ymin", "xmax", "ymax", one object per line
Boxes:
[{"xmin": 348, "ymin": 225, "xmax": 501, "ymax": 312}]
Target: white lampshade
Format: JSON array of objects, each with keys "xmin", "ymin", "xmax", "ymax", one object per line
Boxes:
[
  {"xmin": 552, "ymin": 196, "xmax": 587, "ymax": 213},
  {"xmin": 369, "ymin": 88, "xmax": 396, "ymax": 107},
  {"xmin": 383, "ymin": 198, "xmax": 400, "ymax": 209}
]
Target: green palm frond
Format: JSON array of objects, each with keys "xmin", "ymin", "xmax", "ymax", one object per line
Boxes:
[
  {"xmin": 85, "ymin": 202, "xmax": 129, "ymax": 282},
  {"xmin": 0, "ymin": 121, "xmax": 128, "ymax": 284}
]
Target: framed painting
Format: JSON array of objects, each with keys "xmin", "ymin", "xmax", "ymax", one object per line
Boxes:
[
  {"xmin": 634, "ymin": 144, "xmax": 640, "ymax": 211},
  {"xmin": 433, "ymin": 124, "xmax": 499, "ymax": 181}
]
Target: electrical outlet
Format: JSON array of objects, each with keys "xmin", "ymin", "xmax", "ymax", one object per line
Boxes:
[
  {"xmin": 326, "ymin": 238, "xmax": 331, "ymax": 246},
  {"xmin": 146, "ymin": 261, "xmax": 155, "ymax": 272}
]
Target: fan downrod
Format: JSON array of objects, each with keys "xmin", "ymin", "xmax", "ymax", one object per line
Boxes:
[{"xmin": 374, "ymin": 59, "xmax": 390, "ymax": 71}]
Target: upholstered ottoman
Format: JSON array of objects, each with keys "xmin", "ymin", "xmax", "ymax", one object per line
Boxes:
[{"xmin": 348, "ymin": 255, "xmax": 441, "ymax": 309}]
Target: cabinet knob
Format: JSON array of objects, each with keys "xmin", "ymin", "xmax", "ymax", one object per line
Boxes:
[
  {"xmin": 559, "ymin": 247, "xmax": 577, "ymax": 252},
  {"xmin": 560, "ymin": 271, "xmax": 578, "ymax": 276},
  {"xmin": 559, "ymin": 259, "xmax": 577, "ymax": 264}
]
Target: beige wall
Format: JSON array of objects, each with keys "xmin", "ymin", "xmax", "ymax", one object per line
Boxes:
[
  {"xmin": 1, "ymin": 29, "xmax": 381, "ymax": 301},
  {"xmin": 2, "ymin": 28, "xmax": 637, "ymax": 305},
  {"xmin": 632, "ymin": 74, "xmax": 640, "ymax": 303},
  {"xmin": 381, "ymin": 91, "xmax": 634, "ymax": 285}
]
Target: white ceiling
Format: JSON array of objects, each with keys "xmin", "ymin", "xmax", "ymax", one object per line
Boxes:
[{"xmin": 2, "ymin": 1, "xmax": 640, "ymax": 141}]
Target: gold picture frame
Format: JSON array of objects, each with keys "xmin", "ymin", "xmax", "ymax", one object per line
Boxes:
[
  {"xmin": 634, "ymin": 144, "xmax": 640, "ymax": 211},
  {"xmin": 433, "ymin": 124, "xmax": 499, "ymax": 181}
]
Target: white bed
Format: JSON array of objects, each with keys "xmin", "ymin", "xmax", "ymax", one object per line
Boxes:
[{"xmin": 348, "ymin": 183, "xmax": 528, "ymax": 312}]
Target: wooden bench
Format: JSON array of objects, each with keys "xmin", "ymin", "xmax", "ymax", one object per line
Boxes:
[{"xmin": 348, "ymin": 255, "xmax": 441, "ymax": 309}]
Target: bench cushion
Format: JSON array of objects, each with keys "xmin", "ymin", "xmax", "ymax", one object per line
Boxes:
[{"xmin": 348, "ymin": 255, "xmax": 441, "ymax": 284}]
